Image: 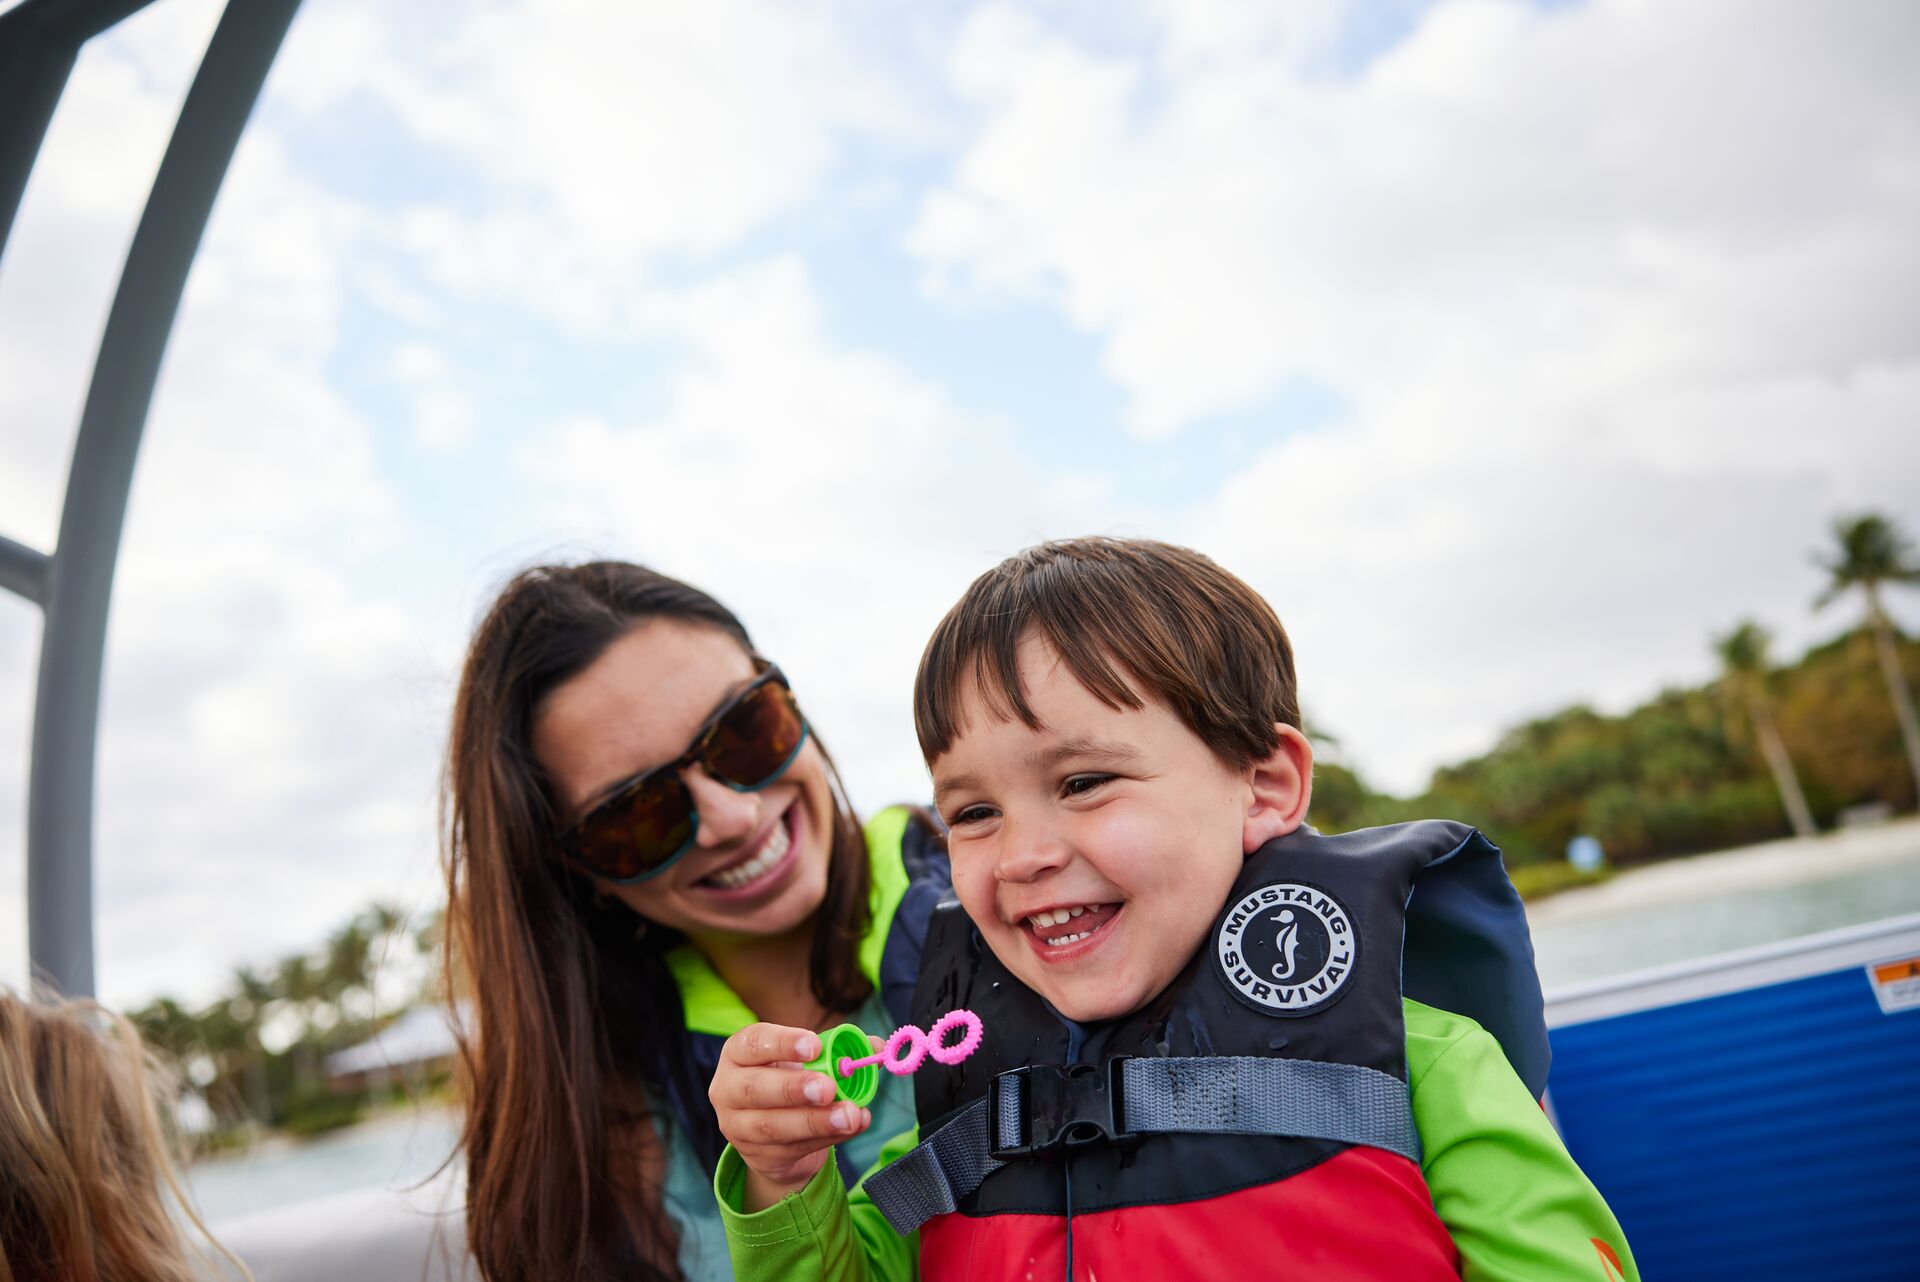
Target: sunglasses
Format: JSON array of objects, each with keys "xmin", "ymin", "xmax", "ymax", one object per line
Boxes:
[{"xmin": 560, "ymin": 662, "xmax": 810, "ymax": 884}]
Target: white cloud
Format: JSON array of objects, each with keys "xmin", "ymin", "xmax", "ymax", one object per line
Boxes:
[
  {"xmin": 389, "ymin": 342, "xmax": 446, "ymax": 383},
  {"xmin": 910, "ymin": 0, "xmax": 1920, "ymax": 789},
  {"xmin": 515, "ymin": 256, "xmax": 1134, "ymax": 808},
  {"xmin": 287, "ymin": 0, "xmax": 937, "ymax": 332},
  {"xmin": 92, "ymin": 540, "xmax": 445, "ymax": 1009}
]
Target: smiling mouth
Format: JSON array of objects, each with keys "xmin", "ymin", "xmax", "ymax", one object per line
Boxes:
[
  {"xmin": 1022, "ymin": 902, "xmax": 1120, "ymax": 948},
  {"xmin": 699, "ymin": 806, "xmax": 795, "ymax": 891}
]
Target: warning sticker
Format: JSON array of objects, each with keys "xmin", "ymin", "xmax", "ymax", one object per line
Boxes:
[{"xmin": 1867, "ymin": 956, "xmax": 1920, "ymax": 1015}]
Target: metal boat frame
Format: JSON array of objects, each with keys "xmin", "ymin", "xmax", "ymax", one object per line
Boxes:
[{"xmin": 0, "ymin": 0, "xmax": 303, "ymax": 997}]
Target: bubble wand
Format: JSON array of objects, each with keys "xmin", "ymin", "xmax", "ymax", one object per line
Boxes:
[{"xmin": 802, "ymin": 1009, "xmax": 985, "ymax": 1107}]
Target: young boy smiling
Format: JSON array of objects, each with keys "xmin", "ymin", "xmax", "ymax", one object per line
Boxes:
[{"xmin": 710, "ymin": 538, "xmax": 1638, "ymax": 1281}]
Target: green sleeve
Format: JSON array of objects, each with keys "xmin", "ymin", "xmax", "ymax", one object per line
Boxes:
[
  {"xmin": 714, "ymin": 1125, "xmax": 921, "ymax": 1282},
  {"xmin": 1405, "ymin": 1000, "xmax": 1639, "ymax": 1282}
]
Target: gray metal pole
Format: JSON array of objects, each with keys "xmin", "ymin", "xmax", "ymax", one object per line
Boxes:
[
  {"xmin": 0, "ymin": 2, "xmax": 159, "ymax": 261},
  {"xmin": 0, "ymin": 23, "xmax": 79, "ymax": 263},
  {"xmin": 27, "ymin": 0, "xmax": 304, "ymax": 998},
  {"xmin": 0, "ymin": 535, "xmax": 51, "ymax": 606}
]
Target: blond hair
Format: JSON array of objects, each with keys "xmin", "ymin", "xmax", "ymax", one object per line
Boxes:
[{"xmin": 0, "ymin": 989, "xmax": 248, "ymax": 1282}]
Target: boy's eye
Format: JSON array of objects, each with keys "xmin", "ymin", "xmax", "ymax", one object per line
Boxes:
[
  {"xmin": 948, "ymin": 804, "xmax": 997, "ymax": 827},
  {"xmin": 1061, "ymin": 774, "xmax": 1114, "ymax": 798}
]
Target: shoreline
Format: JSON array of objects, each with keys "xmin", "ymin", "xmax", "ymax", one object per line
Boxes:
[
  {"xmin": 191, "ymin": 1099, "xmax": 460, "ymax": 1168},
  {"xmin": 1524, "ymin": 814, "xmax": 1920, "ymax": 926}
]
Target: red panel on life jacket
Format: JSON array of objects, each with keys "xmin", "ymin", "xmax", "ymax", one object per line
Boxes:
[{"xmin": 919, "ymin": 1146, "xmax": 1459, "ymax": 1282}]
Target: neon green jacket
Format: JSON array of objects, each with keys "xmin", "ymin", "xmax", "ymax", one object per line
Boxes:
[
  {"xmin": 714, "ymin": 999, "xmax": 1640, "ymax": 1282},
  {"xmin": 653, "ymin": 808, "xmax": 934, "ymax": 1281}
]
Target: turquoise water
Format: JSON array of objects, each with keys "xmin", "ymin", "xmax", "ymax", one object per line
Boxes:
[
  {"xmin": 1528, "ymin": 857, "xmax": 1920, "ymax": 991},
  {"xmin": 190, "ymin": 856, "xmax": 1920, "ymax": 1224}
]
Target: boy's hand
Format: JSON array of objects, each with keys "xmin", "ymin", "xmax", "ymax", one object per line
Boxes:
[{"xmin": 710, "ymin": 1023, "xmax": 873, "ymax": 1212}]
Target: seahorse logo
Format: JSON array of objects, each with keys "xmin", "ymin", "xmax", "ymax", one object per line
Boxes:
[
  {"xmin": 1215, "ymin": 880, "xmax": 1358, "ymax": 1017},
  {"xmin": 1269, "ymin": 909, "xmax": 1301, "ymax": 981}
]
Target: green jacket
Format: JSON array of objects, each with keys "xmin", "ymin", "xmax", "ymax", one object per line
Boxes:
[
  {"xmin": 714, "ymin": 999, "xmax": 1640, "ymax": 1282},
  {"xmin": 655, "ymin": 807, "xmax": 937, "ymax": 1281}
]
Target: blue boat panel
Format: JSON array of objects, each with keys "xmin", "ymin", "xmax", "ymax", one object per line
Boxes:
[{"xmin": 1550, "ymin": 965, "xmax": 1920, "ymax": 1282}]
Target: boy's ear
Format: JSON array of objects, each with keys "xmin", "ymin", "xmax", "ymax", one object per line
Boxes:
[{"xmin": 1243, "ymin": 724, "xmax": 1314, "ymax": 854}]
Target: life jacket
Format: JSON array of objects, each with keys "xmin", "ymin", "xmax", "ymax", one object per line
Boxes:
[
  {"xmin": 867, "ymin": 820, "xmax": 1546, "ymax": 1282},
  {"xmin": 661, "ymin": 805, "xmax": 950, "ymax": 1175}
]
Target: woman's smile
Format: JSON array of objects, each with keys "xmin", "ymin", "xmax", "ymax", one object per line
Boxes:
[{"xmin": 692, "ymin": 800, "xmax": 805, "ymax": 900}]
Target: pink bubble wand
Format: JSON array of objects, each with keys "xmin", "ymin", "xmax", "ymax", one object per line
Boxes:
[{"xmin": 801, "ymin": 1009, "xmax": 985, "ymax": 1106}]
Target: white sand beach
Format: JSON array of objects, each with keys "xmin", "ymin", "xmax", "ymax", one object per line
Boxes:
[{"xmin": 1526, "ymin": 815, "xmax": 1920, "ymax": 926}]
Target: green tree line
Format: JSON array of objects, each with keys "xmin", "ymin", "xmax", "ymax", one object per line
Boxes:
[
  {"xmin": 130, "ymin": 903, "xmax": 442, "ymax": 1142},
  {"xmin": 1312, "ymin": 513, "xmax": 1920, "ymax": 877}
]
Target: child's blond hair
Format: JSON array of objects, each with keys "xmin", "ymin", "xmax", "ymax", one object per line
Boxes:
[{"xmin": 0, "ymin": 988, "xmax": 248, "ymax": 1282}]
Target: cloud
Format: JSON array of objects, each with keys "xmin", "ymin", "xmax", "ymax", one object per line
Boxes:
[
  {"xmin": 284, "ymin": 0, "xmax": 938, "ymax": 332},
  {"xmin": 909, "ymin": 0, "xmax": 1920, "ymax": 789},
  {"xmin": 514, "ymin": 256, "xmax": 1135, "ymax": 808}
]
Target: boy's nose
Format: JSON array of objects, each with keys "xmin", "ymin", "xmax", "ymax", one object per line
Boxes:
[
  {"xmin": 994, "ymin": 824, "xmax": 1071, "ymax": 884},
  {"xmin": 682, "ymin": 765, "xmax": 759, "ymax": 846}
]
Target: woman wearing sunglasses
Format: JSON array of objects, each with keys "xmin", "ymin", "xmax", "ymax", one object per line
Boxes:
[{"xmin": 441, "ymin": 562, "xmax": 947, "ymax": 1282}]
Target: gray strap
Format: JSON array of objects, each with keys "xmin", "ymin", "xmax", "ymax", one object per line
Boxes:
[
  {"xmin": 1122, "ymin": 1057, "xmax": 1421, "ymax": 1163},
  {"xmin": 864, "ymin": 1097, "xmax": 999, "ymax": 1235},
  {"xmin": 863, "ymin": 1057, "xmax": 1419, "ymax": 1236}
]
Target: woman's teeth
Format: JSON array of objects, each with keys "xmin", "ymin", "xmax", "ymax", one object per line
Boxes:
[
  {"xmin": 706, "ymin": 818, "xmax": 791, "ymax": 889},
  {"xmin": 1027, "ymin": 904, "xmax": 1107, "ymax": 946}
]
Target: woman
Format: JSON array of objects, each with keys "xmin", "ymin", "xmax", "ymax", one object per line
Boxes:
[
  {"xmin": 0, "ymin": 988, "xmax": 248, "ymax": 1281},
  {"xmin": 441, "ymin": 562, "xmax": 946, "ymax": 1281}
]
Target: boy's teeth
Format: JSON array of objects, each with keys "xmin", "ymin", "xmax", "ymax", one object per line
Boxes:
[
  {"xmin": 707, "ymin": 818, "xmax": 791, "ymax": 889},
  {"xmin": 1027, "ymin": 905, "xmax": 1098, "ymax": 930},
  {"xmin": 1043, "ymin": 930, "xmax": 1093, "ymax": 946}
]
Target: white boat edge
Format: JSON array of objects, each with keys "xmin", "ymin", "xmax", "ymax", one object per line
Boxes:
[{"xmin": 1542, "ymin": 910, "xmax": 1920, "ymax": 1028}]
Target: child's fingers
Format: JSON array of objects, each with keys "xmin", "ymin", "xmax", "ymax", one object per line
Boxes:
[
  {"xmin": 713, "ymin": 1062, "xmax": 837, "ymax": 1113},
  {"xmin": 733, "ymin": 1102, "xmax": 871, "ymax": 1149},
  {"xmin": 722, "ymin": 1022, "xmax": 821, "ymax": 1069}
]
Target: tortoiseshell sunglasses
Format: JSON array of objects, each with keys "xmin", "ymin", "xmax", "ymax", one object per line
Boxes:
[{"xmin": 560, "ymin": 662, "xmax": 809, "ymax": 884}]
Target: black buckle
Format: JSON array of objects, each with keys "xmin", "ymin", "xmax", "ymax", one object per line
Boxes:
[{"xmin": 987, "ymin": 1059, "xmax": 1133, "ymax": 1159}]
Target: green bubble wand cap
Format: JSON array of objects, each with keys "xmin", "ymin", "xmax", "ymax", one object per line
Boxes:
[
  {"xmin": 804, "ymin": 1023, "xmax": 880, "ymax": 1106},
  {"xmin": 802, "ymin": 1009, "xmax": 987, "ymax": 1108}
]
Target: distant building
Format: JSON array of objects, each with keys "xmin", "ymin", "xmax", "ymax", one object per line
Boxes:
[{"xmin": 324, "ymin": 1004, "xmax": 467, "ymax": 1093}]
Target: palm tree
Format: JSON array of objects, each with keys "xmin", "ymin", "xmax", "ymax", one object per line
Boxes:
[
  {"xmin": 229, "ymin": 965, "xmax": 277, "ymax": 1124},
  {"xmin": 1815, "ymin": 513, "xmax": 1920, "ymax": 806},
  {"xmin": 1714, "ymin": 621, "xmax": 1816, "ymax": 838},
  {"xmin": 130, "ymin": 996, "xmax": 202, "ymax": 1065},
  {"xmin": 276, "ymin": 953, "xmax": 324, "ymax": 1090},
  {"xmin": 324, "ymin": 920, "xmax": 375, "ymax": 1029}
]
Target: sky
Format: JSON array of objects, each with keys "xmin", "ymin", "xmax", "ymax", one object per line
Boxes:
[{"xmin": 1, "ymin": 0, "xmax": 1917, "ymax": 1010}]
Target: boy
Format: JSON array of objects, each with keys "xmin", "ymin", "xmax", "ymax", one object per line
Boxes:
[{"xmin": 711, "ymin": 537, "xmax": 1638, "ymax": 1281}]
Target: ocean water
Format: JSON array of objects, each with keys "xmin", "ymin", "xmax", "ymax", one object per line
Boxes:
[{"xmin": 1528, "ymin": 856, "xmax": 1920, "ymax": 991}]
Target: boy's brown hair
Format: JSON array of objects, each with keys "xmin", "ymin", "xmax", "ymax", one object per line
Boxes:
[{"xmin": 914, "ymin": 537, "xmax": 1301, "ymax": 768}]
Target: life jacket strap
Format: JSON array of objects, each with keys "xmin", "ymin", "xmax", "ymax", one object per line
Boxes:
[{"xmin": 865, "ymin": 1056, "xmax": 1421, "ymax": 1235}]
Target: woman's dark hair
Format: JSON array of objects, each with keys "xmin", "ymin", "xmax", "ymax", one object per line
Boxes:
[{"xmin": 441, "ymin": 561, "xmax": 872, "ymax": 1282}]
